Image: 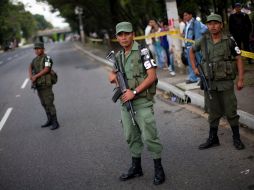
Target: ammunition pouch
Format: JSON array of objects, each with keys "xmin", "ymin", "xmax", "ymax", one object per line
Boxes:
[
  {"xmin": 127, "ymin": 74, "xmax": 156, "ymax": 101},
  {"xmin": 202, "ymin": 61, "xmax": 236, "ymax": 81},
  {"xmin": 32, "ymin": 54, "xmax": 57, "ymax": 87},
  {"xmin": 117, "ymin": 48, "xmax": 157, "ymax": 101},
  {"xmin": 36, "ymin": 73, "xmax": 52, "ymax": 87}
]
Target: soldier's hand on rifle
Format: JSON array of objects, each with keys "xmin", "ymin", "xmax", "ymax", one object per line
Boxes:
[
  {"xmin": 31, "ymin": 75, "xmax": 37, "ymax": 82},
  {"xmin": 121, "ymin": 89, "xmax": 135, "ymax": 103},
  {"xmin": 194, "ymin": 67, "xmax": 200, "ymax": 76},
  {"xmin": 108, "ymin": 71, "xmax": 117, "ymax": 84}
]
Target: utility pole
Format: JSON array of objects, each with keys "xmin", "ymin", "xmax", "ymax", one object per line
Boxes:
[{"xmin": 75, "ymin": 6, "xmax": 85, "ymax": 44}]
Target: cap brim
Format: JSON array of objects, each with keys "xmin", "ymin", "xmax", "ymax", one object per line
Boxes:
[
  {"xmin": 206, "ymin": 20, "xmax": 221, "ymax": 23},
  {"xmin": 116, "ymin": 29, "xmax": 133, "ymax": 35}
]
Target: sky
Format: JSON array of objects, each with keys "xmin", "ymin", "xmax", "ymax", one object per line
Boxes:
[{"xmin": 13, "ymin": 0, "xmax": 70, "ymax": 28}]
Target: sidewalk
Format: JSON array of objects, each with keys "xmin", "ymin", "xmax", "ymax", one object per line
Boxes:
[{"xmin": 74, "ymin": 42, "xmax": 254, "ymax": 130}]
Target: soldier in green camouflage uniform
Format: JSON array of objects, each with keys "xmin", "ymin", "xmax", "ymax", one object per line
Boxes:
[
  {"xmin": 190, "ymin": 14, "xmax": 245, "ymax": 150},
  {"xmin": 108, "ymin": 22, "xmax": 165, "ymax": 185},
  {"xmin": 29, "ymin": 42, "xmax": 59, "ymax": 130}
]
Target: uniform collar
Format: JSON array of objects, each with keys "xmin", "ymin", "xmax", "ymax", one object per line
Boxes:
[
  {"xmin": 221, "ymin": 33, "xmax": 228, "ymax": 40},
  {"xmin": 122, "ymin": 41, "xmax": 139, "ymax": 54},
  {"xmin": 131, "ymin": 41, "xmax": 139, "ymax": 51},
  {"xmin": 206, "ymin": 32, "xmax": 228, "ymax": 41}
]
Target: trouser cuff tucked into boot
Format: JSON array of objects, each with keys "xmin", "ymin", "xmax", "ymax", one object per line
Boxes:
[
  {"xmin": 199, "ymin": 127, "xmax": 220, "ymax": 150},
  {"xmin": 153, "ymin": 158, "xmax": 165, "ymax": 185},
  {"xmin": 41, "ymin": 113, "xmax": 52, "ymax": 128},
  {"xmin": 119, "ymin": 157, "xmax": 143, "ymax": 181},
  {"xmin": 50, "ymin": 115, "xmax": 60, "ymax": 130},
  {"xmin": 231, "ymin": 125, "xmax": 245, "ymax": 150}
]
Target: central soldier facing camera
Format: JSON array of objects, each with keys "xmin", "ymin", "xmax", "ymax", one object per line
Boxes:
[{"xmin": 108, "ymin": 22, "xmax": 165, "ymax": 185}]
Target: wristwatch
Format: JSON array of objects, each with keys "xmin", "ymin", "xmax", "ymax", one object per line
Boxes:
[{"xmin": 133, "ymin": 90, "xmax": 137, "ymax": 95}]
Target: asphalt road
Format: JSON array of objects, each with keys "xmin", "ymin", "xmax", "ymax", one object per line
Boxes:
[{"xmin": 0, "ymin": 42, "xmax": 253, "ymax": 190}]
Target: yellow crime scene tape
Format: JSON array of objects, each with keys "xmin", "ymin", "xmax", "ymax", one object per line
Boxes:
[{"xmin": 111, "ymin": 29, "xmax": 254, "ymax": 59}]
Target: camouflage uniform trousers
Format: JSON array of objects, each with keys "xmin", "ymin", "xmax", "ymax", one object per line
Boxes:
[
  {"xmin": 37, "ymin": 86, "xmax": 56, "ymax": 116},
  {"xmin": 205, "ymin": 86, "xmax": 239, "ymax": 129}
]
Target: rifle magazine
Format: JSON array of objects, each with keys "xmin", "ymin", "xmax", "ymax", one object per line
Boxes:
[{"xmin": 112, "ymin": 87, "xmax": 122, "ymax": 103}]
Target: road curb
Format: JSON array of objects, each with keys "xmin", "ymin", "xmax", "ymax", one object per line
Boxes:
[
  {"xmin": 238, "ymin": 110, "xmax": 254, "ymax": 129},
  {"xmin": 157, "ymin": 81, "xmax": 187, "ymax": 103},
  {"xmin": 75, "ymin": 43, "xmax": 254, "ymax": 131},
  {"xmin": 185, "ymin": 91, "xmax": 204, "ymax": 108}
]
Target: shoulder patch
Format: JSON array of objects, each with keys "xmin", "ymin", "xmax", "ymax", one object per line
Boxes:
[
  {"xmin": 229, "ymin": 36, "xmax": 241, "ymax": 55},
  {"xmin": 44, "ymin": 55, "xmax": 52, "ymax": 67},
  {"xmin": 140, "ymin": 47, "xmax": 156, "ymax": 69},
  {"xmin": 140, "ymin": 47, "xmax": 150, "ymax": 59}
]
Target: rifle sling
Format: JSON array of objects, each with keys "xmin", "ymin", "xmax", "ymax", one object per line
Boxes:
[{"xmin": 204, "ymin": 36, "xmax": 212, "ymax": 91}]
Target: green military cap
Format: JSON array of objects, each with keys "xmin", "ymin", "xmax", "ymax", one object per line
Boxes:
[
  {"xmin": 34, "ymin": 42, "xmax": 44, "ymax": 49},
  {"xmin": 206, "ymin": 14, "xmax": 222, "ymax": 23},
  {"xmin": 115, "ymin": 21, "xmax": 133, "ymax": 35}
]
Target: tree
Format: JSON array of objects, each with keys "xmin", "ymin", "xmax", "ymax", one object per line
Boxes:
[
  {"xmin": 177, "ymin": 0, "xmax": 250, "ymax": 23},
  {"xmin": 0, "ymin": 1, "xmax": 55, "ymax": 49},
  {"xmin": 34, "ymin": 14, "xmax": 53, "ymax": 30},
  {"xmin": 0, "ymin": 1, "xmax": 36, "ymax": 47},
  {"xmin": 38, "ymin": 0, "xmax": 167, "ymax": 37}
]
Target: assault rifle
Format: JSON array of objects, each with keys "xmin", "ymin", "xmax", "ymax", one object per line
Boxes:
[
  {"xmin": 196, "ymin": 63, "xmax": 212, "ymax": 100},
  {"xmin": 106, "ymin": 50, "xmax": 136, "ymax": 126},
  {"xmin": 31, "ymin": 70, "xmax": 37, "ymax": 91},
  {"xmin": 198, "ymin": 35, "xmax": 213, "ymax": 100}
]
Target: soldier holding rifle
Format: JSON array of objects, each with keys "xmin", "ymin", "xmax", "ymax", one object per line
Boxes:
[
  {"xmin": 108, "ymin": 21, "xmax": 165, "ymax": 185},
  {"xmin": 189, "ymin": 14, "xmax": 245, "ymax": 150},
  {"xmin": 29, "ymin": 42, "xmax": 59, "ymax": 130}
]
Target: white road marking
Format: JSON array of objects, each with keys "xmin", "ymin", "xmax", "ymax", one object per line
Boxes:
[
  {"xmin": 21, "ymin": 78, "xmax": 29, "ymax": 89},
  {"xmin": 0, "ymin": 108, "xmax": 13, "ymax": 131}
]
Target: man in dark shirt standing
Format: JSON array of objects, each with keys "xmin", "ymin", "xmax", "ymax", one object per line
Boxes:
[{"xmin": 229, "ymin": 3, "xmax": 252, "ymax": 64}]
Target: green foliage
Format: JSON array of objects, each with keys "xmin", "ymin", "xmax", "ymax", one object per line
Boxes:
[
  {"xmin": 0, "ymin": 1, "xmax": 35, "ymax": 46},
  {"xmin": 39, "ymin": 0, "xmax": 167, "ymax": 36},
  {"xmin": 0, "ymin": 0, "xmax": 54, "ymax": 48},
  {"xmin": 38, "ymin": 0, "xmax": 253, "ymax": 39},
  {"xmin": 34, "ymin": 14, "xmax": 53, "ymax": 30}
]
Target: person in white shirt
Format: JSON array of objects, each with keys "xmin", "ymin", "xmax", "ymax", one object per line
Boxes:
[{"xmin": 145, "ymin": 19, "xmax": 156, "ymax": 55}]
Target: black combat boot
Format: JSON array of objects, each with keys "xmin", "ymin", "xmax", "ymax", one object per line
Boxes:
[
  {"xmin": 50, "ymin": 115, "xmax": 60, "ymax": 130},
  {"xmin": 199, "ymin": 127, "xmax": 220, "ymax": 150},
  {"xmin": 41, "ymin": 113, "xmax": 52, "ymax": 128},
  {"xmin": 153, "ymin": 158, "xmax": 165, "ymax": 185},
  {"xmin": 119, "ymin": 157, "xmax": 143, "ymax": 181},
  {"xmin": 231, "ymin": 125, "xmax": 245, "ymax": 150}
]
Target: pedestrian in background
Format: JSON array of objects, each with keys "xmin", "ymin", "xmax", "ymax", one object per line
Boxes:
[
  {"xmin": 183, "ymin": 10, "xmax": 208, "ymax": 84},
  {"xmin": 29, "ymin": 42, "xmax": 60, "ymax": 130},
  {"xmin": 189, "ymin": 14, "xmax": 245, "ymax": 150},
  {"xmin": 145, "ymin": 19, "xmax": 156, "ymax": 56},
  {"xmin": 152, "ymin": 21, "xmax": 166, "ymax": 69},
  {"xmin": 160, "ymin": 19, "xmax": 175, "ymax": 76},
  {"xmin": 179, "ymin": 15, "xmax": 186, "ymax": 51},
  {"xmin": 229, "ymin": 2, "xmax": 252, "ymax": 64},
  {"xmin": 108, "ymin": 21, "xmax": 165, "ymax": 185}
]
